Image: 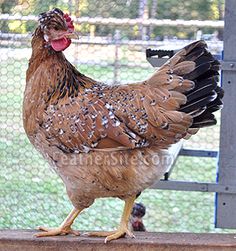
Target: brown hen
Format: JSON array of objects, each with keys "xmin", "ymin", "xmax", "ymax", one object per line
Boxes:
[{"xmin": 23, "ymin": 8, "xmax": 224, "ymax": 242}]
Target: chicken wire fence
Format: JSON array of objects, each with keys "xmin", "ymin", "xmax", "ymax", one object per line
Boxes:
[{"xmin": 0, "ymin": 0, "xmax": 230, "ymax": 233}]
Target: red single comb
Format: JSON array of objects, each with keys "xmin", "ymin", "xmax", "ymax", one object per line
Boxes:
[{"xmin": 63, "ymin": 13, "xmax": 74, "ymax": 31}]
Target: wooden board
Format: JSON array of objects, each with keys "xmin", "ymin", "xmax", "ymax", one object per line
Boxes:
[{"xmin": 1, "ymin": 230, "xmax": 236, "ymax": 251}]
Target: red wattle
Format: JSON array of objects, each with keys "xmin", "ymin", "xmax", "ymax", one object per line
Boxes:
[{"xmin": 51, "ymin": 38, "xmax": 71, "ymax": 51}]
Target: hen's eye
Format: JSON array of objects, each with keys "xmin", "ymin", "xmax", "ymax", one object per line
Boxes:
[{"xmin": 54, "ymin": 27, "xmax": 59, "ymax": 31}]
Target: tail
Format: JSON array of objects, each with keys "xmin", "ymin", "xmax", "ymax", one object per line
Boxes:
[{"xmin": 161, "ymin": 40, "xmax": 224, "ymax": 132}]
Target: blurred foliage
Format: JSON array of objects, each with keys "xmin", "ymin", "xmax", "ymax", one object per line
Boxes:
[
  {"xmin": 0, "ymin": 0, "xmax": 224, "ymax": 39},
  {"xmin": 151, "ymin": 0, "xmax": 224, "ymax": 39}
]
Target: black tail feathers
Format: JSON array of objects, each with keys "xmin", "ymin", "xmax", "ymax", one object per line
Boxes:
[{"xmin": 178, "ymin": 40, "xmax": 224, "ymax": 128}]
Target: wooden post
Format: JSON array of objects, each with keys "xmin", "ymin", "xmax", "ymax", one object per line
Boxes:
[{"xmin": 215, "ymin": 0, "xmax": 236, "ymax": 228}]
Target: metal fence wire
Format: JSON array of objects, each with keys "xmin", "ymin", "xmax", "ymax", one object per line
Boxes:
[{"xmin": 0, "ymin": 0, "xmax": 231, "ymax": 234}]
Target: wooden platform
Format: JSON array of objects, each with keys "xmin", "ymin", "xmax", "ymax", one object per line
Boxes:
[{"xmin": 1, "ymin": 230, "xmax": 236, "ymax": 251}]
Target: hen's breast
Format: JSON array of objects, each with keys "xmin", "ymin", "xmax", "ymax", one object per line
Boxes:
[{"xmin": 46, "ymin": 145, "xmax": 170, "ymax": 208}]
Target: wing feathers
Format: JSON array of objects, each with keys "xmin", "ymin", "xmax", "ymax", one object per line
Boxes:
[{"xmin": 40, "ymin": 40, "xmax": 223, "ymax": 153}]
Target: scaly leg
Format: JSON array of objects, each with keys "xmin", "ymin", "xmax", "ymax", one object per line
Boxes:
[
  {"xmin": 87, "ymin": 196, "xmax": 136, "ymax": 243},
  {"xmin": 35, "ymin": 207, "xmax": 82, "ymax": 237}
]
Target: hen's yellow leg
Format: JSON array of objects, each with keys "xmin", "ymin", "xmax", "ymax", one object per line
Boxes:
[
  {"xmin": 35, "ymin": 207, "xmax": 82, "ymax": 237},
  {"xmin": 87, "ymin": 196, "xmax": 136, "ymax": 243}
]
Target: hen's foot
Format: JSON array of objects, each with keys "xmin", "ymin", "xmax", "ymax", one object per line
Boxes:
[
  {"xmin": 35, "ymin": 226, "xmax": 80, "ymax": 237},
  {"xmin": 86, "ymin": 196, "xmax": 136, "ymax": 243},
  {"xmin": 105, "ymin": 226, "xmax": 135, "ymax": 243},
  {"xmin": 35, "ymin": 207, "xmax": 82, "ymax": 237},
  {"xmin": 86, "ymin": 226, "xmax": 135, "ymax": 243}
]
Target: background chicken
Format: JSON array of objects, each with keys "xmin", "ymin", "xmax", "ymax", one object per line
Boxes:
[
  {"xmin": 23, "ymin": 8, "xmax": 224, "ymax": 242},
  {"xmin": 130, "ymin": 202, "xmax": 146, "ymax": 232}
]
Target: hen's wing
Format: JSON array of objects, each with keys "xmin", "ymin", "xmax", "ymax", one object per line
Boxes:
[{"xmin": 41, "ymin": 40, "xmax": 222, "ymax": 153}]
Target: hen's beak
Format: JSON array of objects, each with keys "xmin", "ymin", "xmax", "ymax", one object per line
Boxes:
[{"xmin": 65, "ymin": 31, "xmax": 79, "ymax": 39}]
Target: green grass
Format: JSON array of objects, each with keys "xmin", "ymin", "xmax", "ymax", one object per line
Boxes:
[{"xmin": 0, "ymin": 53, "xmax": 232, "ymax": 234}]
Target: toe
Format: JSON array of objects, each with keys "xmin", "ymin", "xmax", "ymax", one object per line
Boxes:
[
  {"xmin": 36, "ymin": 226, "xmax": 50, "ymax": 232},
  {"xmin": 104, "ymin": 231, "xmax": 126, "ymax": 243},
  {"xmin": 70, "ymin": 229, "xmax": 80, "ymax": 236},
  {"xmin": 126, "ymin": 229, "xmax": 135, "ymax": 238},
  {"xmin": 104, "ymin": 228, "xmax": 135, "ymax": 243},
  {"xmin": 35, "ymin": 226, "xmax": 80, "ymax": 237},
  {"xmin": 35, "ymin": 229, "xmax": 61, "ymax": 237},
  {"xmin": 84, "ymin": 231, "xmax": 116, "ymax": 237}
]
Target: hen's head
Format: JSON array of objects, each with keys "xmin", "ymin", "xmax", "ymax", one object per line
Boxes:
[
  {"xmin": 38, "ymin": 8, "xmax": 76, "ymax": 51},
  {"xmin": 131, "ymin": 202, "xmax": 146, "ymax": 218}
]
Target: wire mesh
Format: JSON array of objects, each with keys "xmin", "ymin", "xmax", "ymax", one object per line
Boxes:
[{"xmin": 0, "ymin": 0, "xmax": 231, "ymax": 234}]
